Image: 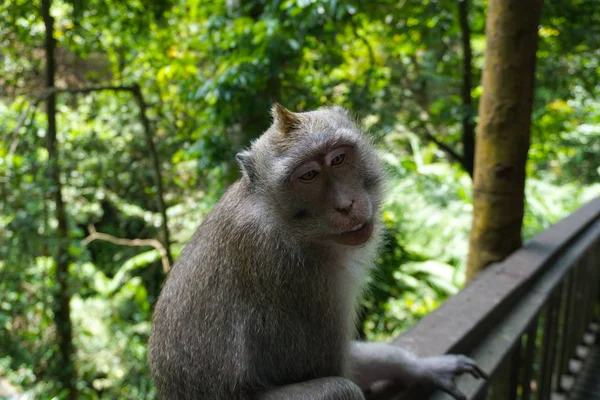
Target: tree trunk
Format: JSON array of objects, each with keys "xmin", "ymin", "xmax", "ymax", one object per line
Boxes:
[
  {"xmin": 42, "ymin": 0, "xmax": 77, "ymax": 398},
  {"xmin": 458, "ymin": 0, "xmax": 475, "ymax": 178},
  {"xmin": 466, "ymin": 0, "xmax": 543, "ymax": 281}
]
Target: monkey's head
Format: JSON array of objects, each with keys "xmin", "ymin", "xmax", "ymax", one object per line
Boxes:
[{"xmin": 236, "ymin": 104, "xmax": 384, "ymax": 247}]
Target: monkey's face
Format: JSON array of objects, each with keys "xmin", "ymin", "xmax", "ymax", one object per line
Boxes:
[
  {"xmin": 237, "ymin": 105, "xmax": 384, "ymax": 247},
  {"xmin": 282, "ymin": 142, "xmax": 377, "ymax": 246},
  {"xmin": 266, "ymin": 127, "xmax": 384, "ymax": 248}
]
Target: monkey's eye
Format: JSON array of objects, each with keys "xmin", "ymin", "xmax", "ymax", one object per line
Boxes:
[
  {"xmin": 299, "ymin": 170, "xmax": 318, "ymax": 182},
  {"xmin": 331, "ymin": 153, "xmax": 346, "ymax": 167}
]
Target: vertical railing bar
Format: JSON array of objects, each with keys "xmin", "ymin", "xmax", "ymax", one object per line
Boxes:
[
  {"xmin": 568, "ymin": 260, "xmax": 581, "ymax": 365},
  {"xmin": 534, "ymin": 310, "xmax": 546, "ymax": 400},
  {"xmin": 538, "ymin": 291, "xmax": 559, "ymax": 400},
  {"xmin": 587, "ymin": 246, "xmax": 598, "ymax": 325},
  {"xmin": 521, "ymin": 319, "xmax": 539, "ymax": 400},
  {"xmin": 580, "ymin": 252, "xmax": 589, "ymax": 330},
  {"xmin": 548, "ymin": 284, "xmax": 562, "ymax": 393},
  {"xmin": 591, "ymin": 239, "xmax": 600, "ymax": 319},
  {"xmin": 587, "ymin": 243, "xmax": 599, "ymax": 333},
  {"xmin": 583, "ymin": 251, "xmax": 593, "ymax": 331},
  {"xmin": 575, "ymin": 259, "xmax": 587, "ymax": 356},
  {"xmin": 594, "ymin": 241, "xmax": 600, "ymax": 321},
  {"xmin": 555, "ymin": 272, "xmax": 572, "ymax": 390},
  {"xmin": 510, "ymin": 337, "xmax": 523, "ymax": 400},
  {"xmin": 586, "ymin": 247, "xmax": 593, "ymax": 326},
  {"xmin": 596, "ymin": 241, "xmax": 600, "ymax": 321}
]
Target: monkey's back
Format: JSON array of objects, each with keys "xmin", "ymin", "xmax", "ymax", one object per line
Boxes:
[{"xmin": 148, "ymin": 181, "xmax": 356, "ymax": 400}]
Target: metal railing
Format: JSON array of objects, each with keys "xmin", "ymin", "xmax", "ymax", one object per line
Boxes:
[{"xmin": 371, "ymin": 197, "xmax": 600, "ymax": 400}]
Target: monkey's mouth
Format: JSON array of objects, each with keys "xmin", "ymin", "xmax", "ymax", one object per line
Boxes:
[
  {"xmin": 333, "ymin": 220, "xmax": 374, "ymax": 246},
  {"xmin": 348, "ymin": 222, "xmax": 367, "ymax": 232}
]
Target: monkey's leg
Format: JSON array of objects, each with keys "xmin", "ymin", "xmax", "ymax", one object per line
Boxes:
[
  {"xmin": 258, "ymin": 376, "xmax": 365, "ymax": 400},
  {"xmin": 350, "ymin": 342, "xmax": 487, "ymax": 400}
]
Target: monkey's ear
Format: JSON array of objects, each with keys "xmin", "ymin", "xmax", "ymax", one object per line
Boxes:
[
  {"xmin": 271, "ymin": 103, "xmax": 301, "ymax": 136},
  {"xmin": 236, "ymin": 150, "xmax": 256, "ymax": 182}
]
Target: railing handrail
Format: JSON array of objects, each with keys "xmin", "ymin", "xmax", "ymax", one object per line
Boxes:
[{"xmin": 391, "ymin": 196, "xmax": 600, "ymax": 398}]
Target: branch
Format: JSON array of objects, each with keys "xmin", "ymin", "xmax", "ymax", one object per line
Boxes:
[
  {"xmin": 39, "ymin": 84, "xmax": 136, "ymax": 100},
  {"xmin": 412, "ymin": 101, "xmax": 467, "ymax": 170},
  {"xmin": 402, "ymin": 55, "xmax": 470, "ymax": 173},
  {"xmin": 82, "ymin": 224, "xmax": 170, "ymax": 273},
  {"xmin": 419, "ymin": 124, "xmax": 467, "ymax": 168},
  {"xmin": 22, "ymin": 83, "xmax": 175, "ymax": 265},
  {"xmin": 130, "ymin": 83, "xmax": 174, "ymax": 266}
]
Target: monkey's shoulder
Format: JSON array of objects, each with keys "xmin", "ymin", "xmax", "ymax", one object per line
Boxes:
[{"xmin": 165, "ymin": 181, "xmax": 281, "ymax": 283}]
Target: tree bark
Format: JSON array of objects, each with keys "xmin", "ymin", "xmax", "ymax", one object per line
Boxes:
[
  {"xmin": 458, "ymin": 0, "xmax": 475, "ymax": 178},
  {"xmin": 42, "ymin": 0, "xmax": 77, "ymax": 398},
  {"xmin": 466, "ymin": 0, "xmax": 543, "ymax": 280}
]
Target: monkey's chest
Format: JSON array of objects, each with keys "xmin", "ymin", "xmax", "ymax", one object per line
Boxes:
[{"xmin": 246, "ymin": 304, "xmax": 351, "ymax": 384}]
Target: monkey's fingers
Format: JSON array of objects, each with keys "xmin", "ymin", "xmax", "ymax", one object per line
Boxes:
[
  {"xmin": 464, "ymin": 362, "xmax": 488, "ymax": 380},
  {"xmin": 454, "ymin": 356, "xmax": 488, "ymax": 380},
  {"xmin": 437, "ymin": 379, "xmax": 467, "ymax": 400},
  {"xmin": 470, "ymin": 363, "xmax": 488, "ymax": 380}
]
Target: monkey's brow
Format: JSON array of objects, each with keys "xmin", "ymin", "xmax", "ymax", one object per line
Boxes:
[
  {"xmin": 280, "ymin": 136, "xmax": 356, "ymax": 183},
  {"xmin": 290, "ymin": 135, "xmax": 355, "ymax": 162}
]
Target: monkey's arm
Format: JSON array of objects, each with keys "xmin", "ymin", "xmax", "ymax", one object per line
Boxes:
[
  {"xmin": 350, "ymin": 342, "xmax": 486, "ymax": 400},
  {"xmin": 258, "ymin": 377, "xmax": 365, "ymax": 400}
]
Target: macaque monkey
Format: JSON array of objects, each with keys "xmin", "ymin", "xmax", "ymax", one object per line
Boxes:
[{"xmin": 148, "ymin": 104, "xmax": 485, "ymax": 400}]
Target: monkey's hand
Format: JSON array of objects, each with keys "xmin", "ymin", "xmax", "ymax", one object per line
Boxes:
[
  {"xmin": 414, "ymin": 354, "xmax": 487, "ymax": 400},
  {"xmin": 351, "ymin": 342, "xmax": 486, "ymax": 400}
]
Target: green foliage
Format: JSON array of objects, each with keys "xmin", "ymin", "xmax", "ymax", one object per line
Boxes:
[
  {"xmin": 1, "ymin": 0, "xmax": 598, "ymax": 397},
  {"xmin": 70, "ymin": 271, "xmax": 155, "ymax": 399},
  {"xmin": 362, "ymin": 144, "xmax": 471, "ymax": 340}
]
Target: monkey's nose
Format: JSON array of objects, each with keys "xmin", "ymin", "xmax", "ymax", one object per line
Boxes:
[{"xmin": 335, "ymin": 200, "xmax": 354, "ymax": 214}]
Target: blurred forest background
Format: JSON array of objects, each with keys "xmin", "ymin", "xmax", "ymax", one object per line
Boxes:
[{"xmin": 1, "ymin": 0, "xmax": 599, "ymax": 398}]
